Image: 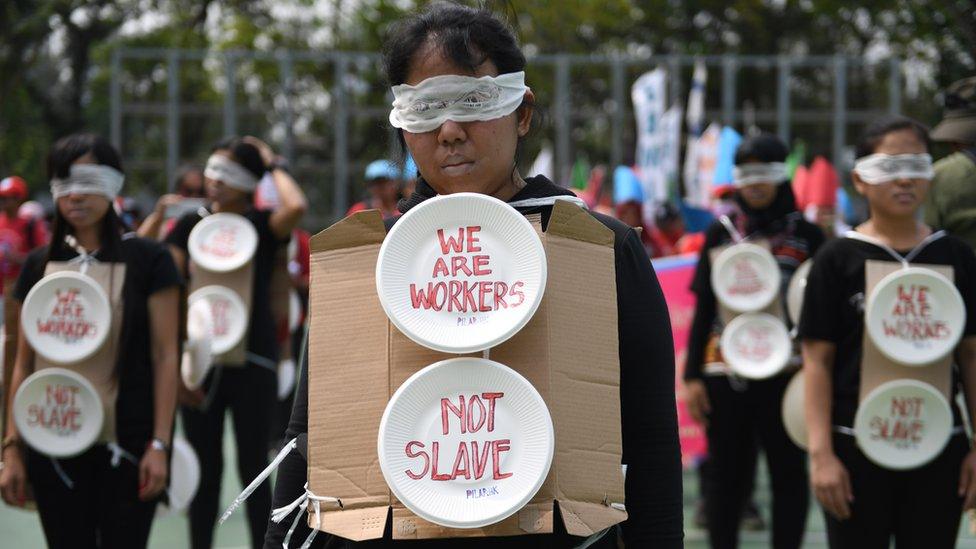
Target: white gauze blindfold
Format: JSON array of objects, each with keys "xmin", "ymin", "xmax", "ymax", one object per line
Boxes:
[
  {"xmin": 50, "ymin": 164, "xmax": 125, "ymax": 200},
  {"xmin": 853, "ymin": 153, "xmax": 934, "ymax": 184},
  {"xmin": 389, "ymin": 72, "xmax": 529, "ymax": 133},
  {"xmin": 733, "ymin": 162, "xmax": 789, "ymax": 187},
  {"xmin": 204, "ymin": 154, "xmax": 260, "ymax": 192}
]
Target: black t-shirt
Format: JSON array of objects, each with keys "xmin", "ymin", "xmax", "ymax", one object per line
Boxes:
[
  {"xmin": 165, "ymin": 208, "xmax": 285, "ymax": 367},
  {"xmin": 14, "ymin": 235, "xmax": 182, "ymax": 451},
  {"xmin": 798, "ymin": 233, "xmax": 976, "ymax": 427},
  {"xmin": 684, "ymin": 213, "xmax": 826, "ymax": 380}
]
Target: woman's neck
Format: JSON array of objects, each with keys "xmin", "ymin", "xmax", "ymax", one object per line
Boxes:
[
  {"xmin": 72, "ymin": 225, "xmax": 101, "ymax": 252},
  {"xmin": 491, "ymin": 170, "xmax": 527, "ymax": 203},
  {"xmin": 857, "ymin": 213, "xmax": 930, "ymax": 250}
]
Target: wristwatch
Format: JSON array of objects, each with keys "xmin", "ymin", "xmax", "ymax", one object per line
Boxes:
[{"xmin": 148, "ymin": 438, "xmax": 170, "ymax": 452}]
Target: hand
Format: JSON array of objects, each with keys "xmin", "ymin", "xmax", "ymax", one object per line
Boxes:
[
  {"xmin": 178, "ymin": 381, "xmax": 206, "ymax": 409},
  {"xmin": 154, "ymin": 194, "xmax": 184, "ymax": 214},
  {"xmin": 684, "ymin": 379, "xmax": 711, "ymax": 427},
  {"xmin": 811, "ymin": 451, "xmax": 854, "ymax": 520},
  {"xmin": 138, "ymin": 444, "xmax": 168, "ymax": 501},
  {"xmin": 959, "ymin": 448, "xmax": 976, "ymax": 509},
  {"xmin": 242, "ymin": 136, "xmax": 276, "ymax": 167},
  {"xmin": 0, "ymin": 447, "xmax": 28, "ymax": 507}
]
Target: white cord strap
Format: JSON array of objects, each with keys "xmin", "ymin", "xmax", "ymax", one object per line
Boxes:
[
  {"xmin": 844, "ymin": 230, "xmax": 947, "ymax": 269},
  {"xmin": 272, "ymin": 483, "xmax": 342, "ymax": 549},
  {"xmin": 508, "ymin": 195, "xmax": 588, "ymax": 210},
  {"xmin": 718, "ymin": 215, "xmax": 744, "ymax": 243},
  {"xmin": 219, "ymin": 437, "xmax": 298, "ymax": 525},
  {"xmin": 64, "ymin": 234, "xmax": 100, "ymax": 275},
  {"xmin": 106, "ymin": 442, "xmax": 139, "ymax": 468}
]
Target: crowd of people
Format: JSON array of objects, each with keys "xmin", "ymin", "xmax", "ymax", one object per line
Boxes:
[{"xmin": 0, "ymin": 2, "xmax": 974, "ymax": 549}]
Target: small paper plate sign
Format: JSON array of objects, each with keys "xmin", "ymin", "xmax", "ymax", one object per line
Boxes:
[
  {"xmin": 781, "ymin": 370, "xmax": 808, "ymax": 450},
  {"xmin": 188, "ymin": 213, "xmax": 258, "ymax": 273},
  {"xmin": 187, "ymin": 286, "xmax": 248, "ymax": 355},
  {"xmin": 720, "ymin": 313, "xmax": 792, "ymax": 379},
  {"xmin": 786, "ymin": 260, "xmax": 813, "ymax": 327},
  {"xmin": 376, "ymin": 193, "xmax": 547, "ymax": 354},
  {"xmin": 13, "ymin": 368, "xmax": 104, "ymax": 458},
  {"xmin": 21, "ymin": 271, "xmax": 112, "ymax": 365},
  {"xmin": 854, "ymin": 379, "xmax": 952, "ymax": 470},
  {"xmin": 158, "ymin": 437, "xmax": 201, "ymax": 516},
  {"xmin": 378, "ymin": 357, "xmax": 554, "ymax": 529},
  {"xmin": 866, "ymin": 267, "xmax": 965, "ymax": 366},
  {"xmin": 711, "ymin": 243, "xmax": 781, "ymax": 313}
]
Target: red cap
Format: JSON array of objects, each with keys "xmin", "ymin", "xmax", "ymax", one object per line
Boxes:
[{"xmin": 0, "ymin": 176, "xmax": 28, "ymax": 199}]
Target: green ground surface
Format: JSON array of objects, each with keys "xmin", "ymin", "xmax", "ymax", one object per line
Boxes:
[{"xmin": 2, "ymin": 428, "xmax": 976, "ymax": 548}]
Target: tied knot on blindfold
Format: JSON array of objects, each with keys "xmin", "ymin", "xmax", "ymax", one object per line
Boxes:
[
  {"xmin": 853, "ymin": 153, "xmax": 934, "ymax": 184},
  {"xmin": 389, "ymin": 72, "xmax": 529, "ymax": 134}
]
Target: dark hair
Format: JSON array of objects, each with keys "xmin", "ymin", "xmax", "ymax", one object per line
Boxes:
[
  {"xmin": 855, "ymin": 115, "xmax": 930, "ymax": 159},
  {"xmin": 45, "ymin": 133, "xmax": 125, "ymax": 265},
  {"xmin": 383, "ymin": 2, "xmax": 536, "ymax": 164},
  {"xmin": 211, "ymin": 137, "xmax": 267, "ymax": 181},
  {"xmin": 734, "ymin": 133, "xmax": 789, "ymax": 165},
  {"xmin": 174, "ymin": 164, "xmax": 205, "ymax": 195}
]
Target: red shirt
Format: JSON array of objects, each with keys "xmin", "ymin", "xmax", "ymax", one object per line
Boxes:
[{"xmin": 0, "ymin": 213, "xmax": 49, "ymax": 293}]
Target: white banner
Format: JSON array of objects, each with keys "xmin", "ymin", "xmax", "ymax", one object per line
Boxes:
[
  {"xmin": 632, "ymin": 68, "xmax": 669, "ymax": 208},
  {"xmin": 684, "ymin": 123, "xmax": 722, "ymax": 207}
]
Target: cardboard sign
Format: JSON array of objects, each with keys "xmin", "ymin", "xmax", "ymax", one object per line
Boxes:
[
  {"xmin": 188, "ymin": 213, "xmax": 258, "ymax": 273},
  {"xmin": 710, "ymin": 243, "xmax": 780, "ymax": 313},
  {"xmin": 21, "ymin": 271, "xmax": 111, "ymax": 365},
  {"xmin": 13, "ymin": 367, "xmax": 104, "ymax": 458},
  {"xmin": 308, "ymin": 202, "xmax": 625, "ymax": 541},
  {"xmin": 378, "ymin": 357, "xmax": 554, "ymax": 529},
  {"xmin": 854, "ymin": 379, "xmax": 952, "ymax": 470},
  {"xmin": 865, "ymin": 267, "xmax": 965, "ymax": 366},
  {"xmin": 719, "ymin": 312, "xmax": 791, "ymax": 379},
  {"xmin": 376, "ymin": 193, "xmax": 547, "ymax": 354}
]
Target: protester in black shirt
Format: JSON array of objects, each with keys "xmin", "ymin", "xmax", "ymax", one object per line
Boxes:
[
  {"xmin": 684, "ymin": 133, "xmax": 823, "ymax": 549},
  {"xmin": 165, "ymin": 136, "xmax": 307, "ymax": 549},
  {"xmin": 0, "ymin": 133, "xmax": 181, "ymax": 548},
  {"xmin": 800, "ymin": 115, "xmax": 976, "ymax": 548},
  {"xmin": 263, "ymin": 4, "xmax": 682, "ymax": 548}
]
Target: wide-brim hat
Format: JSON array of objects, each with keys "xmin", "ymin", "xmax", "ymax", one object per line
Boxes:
[{"xmin": 931, "ymin": 77, "xmax": 976, "ymax": 144}]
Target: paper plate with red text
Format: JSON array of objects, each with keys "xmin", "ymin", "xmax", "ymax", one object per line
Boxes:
[
  {"xmin": 865, "ymin": 267, "xmax": 964, "ymax": 366},
  {"xmin": 13, "ymin": 367, "xmax": 104, "ymax": 458},
  {"xmin": 720, "ymin": 313, "xmax": 791, "ymax": 379},
  {"xmin": 786, "ymin": 259, "xmax": 813, "ymax": 327},
  {"xmin": 21, "ymin": 270, "xmax": 111, "ymax": 364},
  {"xmin": 188, "ymin": 286, "xmax": 248, "ymax": 355},
  {"xmin": 377, "ymin": 357, "xmax": 554, "ymax": 529},
  {"xmin": 376, "ymin": 193, "xmax": 547, "ymax": 354},
  {"xmin": 781, "ymin": 370, "xmax": 808, "ymax": 450},
  {"xmin": 711, "ymin": 243, "xmax": 781, "ymax": 313},
  {"xmin": 854, "ymin": 379, "xmax": 952, "ymax": 470},
  {"xmin": 188, "ymin": 213, "xmax": 258, "ymax": 273}
]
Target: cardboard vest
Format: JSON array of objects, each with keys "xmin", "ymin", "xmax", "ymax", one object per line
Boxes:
[
  {"xmin": 187, "ymin": 212, "xmax": 255, "ymax": 366},
  {"xmin": 27, "ymin": 260, "xmax": 126, "ymax": 447},
  {"xmin": 306, "ymin": 201, "xmax": 625, "ymax": 541},
  {"xmin": 850, "ymin": 231, "xmax": 959, "ymax": 470}
]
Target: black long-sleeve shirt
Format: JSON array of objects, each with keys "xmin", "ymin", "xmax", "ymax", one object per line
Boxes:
[{"xmin": 265, "ymin": 177, "xmax": 683, "ymax": 548}]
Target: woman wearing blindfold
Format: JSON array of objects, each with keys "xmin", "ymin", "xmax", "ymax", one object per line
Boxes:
[
  {"xmin": 0, "ymin": 133, "xmax": 181, "ymax": 548},
  {"xmin": 800, "ymin": 116, "xmax": 976, "ymax": 547},
  {"xmin": 263, "ymin": 3, "xmax": 682, "ymax": 548},
  {"xmin": 684, "ymin": 133, "xmax": 825, "ymax": 549}
]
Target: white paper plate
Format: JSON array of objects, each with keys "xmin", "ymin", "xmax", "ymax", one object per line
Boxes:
[
  {"xmin": 378, "ymin": 357, "xmax": 554, "ymax": 529},
  {"xmin": 13, "ymin": 367, "xmax": 104, "ymax": 458},
  {"xmin": 288, "ymin": 289, "xmax": 302, "ymax": 334},
  {"xmin": 277, "ymin": 358, "xmax": 296, "ymax": 400},
  {"xmin": 865, "ymin": 267, "xmax": 965, "ymax": 366},
  {"xmin": 781, "ymin": 370, "xmax": 807, "ymax": 450},
  {"xmin": 158, "ymin": 437, "xmax": 200, "ymax": 516},
  {"xmin": 711, "ymin": 243, "xmax": 781, "ymax": 313},
  {"xmin": 187, "ymin": 286, "xmax": 247, "ymax": 355},
  {"xmin": 854, "ymin": 379, "xmax": 952, "ymax": 470},
  {"xmin": 786, "ymin": 260, "xmax": 813, "ymax": 327},
  {"xmin": 181, "ymin": 338, "xmax": 213, "ymax": 391},
  {"xmin": 720, "ymin": 313, "xmax": 792, "ymax": 379},
  {"xmin": 21, "ymin": 271, "xmax": 112, "ymax": 364},
  {"xmin": 376, "ymin": 193, "xmax": 547, "ymax": 354},
  {"xmin": 188, "ymin": 213, "xmax": 258, "ymax": 273}
]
